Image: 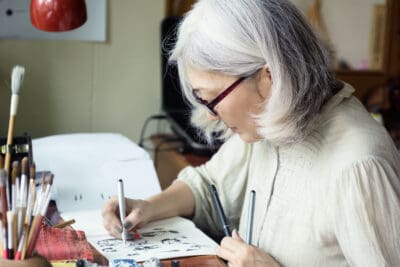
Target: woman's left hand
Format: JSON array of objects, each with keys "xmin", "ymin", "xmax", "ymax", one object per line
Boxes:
[{"xmin": 216, "ymin": 229, "xmax": 281, "ymax": 267}]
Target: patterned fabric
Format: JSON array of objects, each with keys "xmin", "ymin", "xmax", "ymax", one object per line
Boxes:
[{"xmin": 36, "ymin": 224, "xmax": 94, "ymax": 261}]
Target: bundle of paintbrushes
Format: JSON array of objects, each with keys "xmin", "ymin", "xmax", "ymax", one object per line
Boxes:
[
  {"xmin": 0, "ymin": 158, "xmax": 54, "ymax": 261},
  {"xmin": 0, "ymin": 66, "xmax": 54, "ymax": 260}
]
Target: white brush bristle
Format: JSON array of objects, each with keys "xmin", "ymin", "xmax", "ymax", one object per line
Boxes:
[
  {"xmin": 11, "ymin": 65, "xmax": 25, "ymax": 95},
  {"xmin": 6, "ymin": 210, "xmax": 14, "ymax": 222}
]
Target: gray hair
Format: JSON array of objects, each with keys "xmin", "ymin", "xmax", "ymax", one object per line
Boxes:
[{"xmin": 168, "ymin": 0, "xmax": 342, "ymax": 144}]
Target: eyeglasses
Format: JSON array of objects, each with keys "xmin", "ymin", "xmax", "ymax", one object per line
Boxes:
[{"xmin": 192, "ymin": 76, "xmax": 246, "ymax": 116}]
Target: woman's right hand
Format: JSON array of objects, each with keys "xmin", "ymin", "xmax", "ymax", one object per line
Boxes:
[
  {"xmin": 101, "ymin": 196, "xmax": 153, "ymax": 238},
  {"xmin": 102, "ymin": 181, "xmax": 196, "ymax": 239}
]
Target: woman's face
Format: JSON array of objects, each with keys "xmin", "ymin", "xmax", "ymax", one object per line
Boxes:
[{"xmin": 187, "ymin": 66, "xmax": 272, "ymax": 143}]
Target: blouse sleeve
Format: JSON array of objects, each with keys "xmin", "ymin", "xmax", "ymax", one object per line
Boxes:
[
  {"xmin": 176, "ymin": 135, "xmax": 252, "ymax": 239},
  {"xmin": 331, "ymin": 156, "xmax": 400, "ymax": 266}
]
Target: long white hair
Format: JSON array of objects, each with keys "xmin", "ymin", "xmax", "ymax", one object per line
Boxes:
[{"xmin": 169, "ymin": 0, "xmax": 342, "ymax": 144}]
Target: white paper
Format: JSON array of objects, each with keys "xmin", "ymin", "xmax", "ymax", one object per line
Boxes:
[
  {"xmin": 33, "ymin": 133, "xmax": 161, "ymax": 212},
  {"xmin": 62, "ymin": 210, "xmax": 218, "ymax": 262},
  {"xmin": 33, "ymin": 133, "xmax": 150, "ymax": 163},
  {"xmin": 62, "ymin": 210, "xmax": 108, "ymax": 237}
]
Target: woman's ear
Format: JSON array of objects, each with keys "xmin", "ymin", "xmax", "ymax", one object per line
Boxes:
[
  {"xmin": 263, "ymin": 65, "xmax": 272, "ymax": 80},
  {"xmin": 257, "ymin": 65, "xmax": 272, "ymax": 99}
]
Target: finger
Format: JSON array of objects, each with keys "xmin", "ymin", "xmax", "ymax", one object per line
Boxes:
[
  {"xmin": 101, "ymin": 197, "xmax": 124, "ymax": 237},
  {"xmin": 220, "ymin": 236, "xmax": 246, "ymax": 250},
  {"xmin": 232, "ymin": 229, "xmax": 244, "ymax": 242},
  {"xmin": 216, "ymin": 245, "xmax": 236, "ymax": 263},
  {"xmin": 101, "ymin": 196, "xmax": 120, "ymax": 222},
  {"xmin": 103, "ymin": 216, "xmax": 123, "ymax": 238},
  {"xmin": 124, "ymin": 205, "xmax": 145, "ymax": 231},
  {"xmin": 101, "ymin": 197, "xmax": 118, "ymax": 216}
]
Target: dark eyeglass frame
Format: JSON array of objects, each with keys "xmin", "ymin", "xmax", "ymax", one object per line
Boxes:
[{"xmin": 192, "ymin": 76, "xmax": 247, "ymax": 116}]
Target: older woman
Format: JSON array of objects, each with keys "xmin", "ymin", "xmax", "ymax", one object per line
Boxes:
[{"xmin": 102, "ymin": 0, "xmax": 400, "ymax": 266}]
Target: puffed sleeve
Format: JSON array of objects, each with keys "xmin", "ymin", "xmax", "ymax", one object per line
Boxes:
[
  {"xmin": 331, "ymin": 157, "xmax": 400, "ymax": 266},
  {"xmin": 176, "ymin": 134, "xmax": 253, "ymax": 239}
]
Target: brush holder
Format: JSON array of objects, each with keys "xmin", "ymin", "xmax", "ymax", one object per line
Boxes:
[{"xmin": 0, "ymin": 133, "xmax": 33, "ymax": 165}]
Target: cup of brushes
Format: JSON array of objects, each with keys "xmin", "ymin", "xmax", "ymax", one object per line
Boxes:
[
  {"xmin": 0, "ymin": 65, "xmax": 54, "ymax": 263},
  {"xmin": 0, "ymin": 156, "xmax": 55, "ymax": 261}
]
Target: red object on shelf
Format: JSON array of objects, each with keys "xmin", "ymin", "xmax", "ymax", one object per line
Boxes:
[{"xmin": 30, "ymin": 0, "xmax": 87, "ymax": 32}]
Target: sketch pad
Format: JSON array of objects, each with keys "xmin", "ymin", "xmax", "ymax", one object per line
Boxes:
[
  {"xmin": 33, "ymin": 133, "xmax": 161, "ymax": 212},
  {"xmin": 62, "ymin": 210, "xmax": 218, "ymax": 262}
]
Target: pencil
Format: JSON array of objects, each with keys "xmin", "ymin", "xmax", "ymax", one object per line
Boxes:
[
  {"xmin": 246, "ymin": 190, "xmax": 256, "ymax": 244},
  {"xmin": 209, "ymin": 184, "xmax": 231, "ymax": 237},
  {"xmin": 117, "ymin": 179, "xmax": 127, "ymax": 245}
]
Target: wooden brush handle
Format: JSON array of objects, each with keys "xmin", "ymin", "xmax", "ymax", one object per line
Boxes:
[{"xmin": 5, "ymin": 115, "xmax": 16, "ymax": 175}]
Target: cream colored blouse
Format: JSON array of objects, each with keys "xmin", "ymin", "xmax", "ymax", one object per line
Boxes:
[{"xmin": 177, "ymin": 84, "xmax": 400, "ymax": 267}]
